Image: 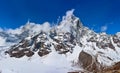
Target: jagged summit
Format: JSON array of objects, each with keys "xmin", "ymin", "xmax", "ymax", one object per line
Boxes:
[
  {"xmin": 1, "ymin": 9, "xmax": 120, "ymax": 73},
  {"xmin": 60, "ymin": 9, "xmax": 83, "ymax": 30}
]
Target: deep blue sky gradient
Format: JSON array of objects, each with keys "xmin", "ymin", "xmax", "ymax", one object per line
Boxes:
[{"xmin": 0, "ymin": 0, "xmax": 120, "ymax": 34}]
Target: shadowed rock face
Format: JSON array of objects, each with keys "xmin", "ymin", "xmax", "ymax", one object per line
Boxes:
[
  {"xmin": 113, "ymin": 35, "xmax": 120, "ymax": 44},
  {"xmin": 113, "ymin": 62, "xmax": 120, "ymax": 70},
  {"xmin": 79, "ymin": 51, "xmax": 92, "ymax": 69},
  {"xmin": 38, "ymin": 49, "xmax": 50, "ymax": 57},
  {"xmin": 78, "ymin": 51, "xmax": 120, "ymax": 73},
  {"xmin": 78, "ymin": 51, "xmax": 104, "ymax": 73},
  {"xmin": 24, "ymin": 49, "xmax": 34, "ymax": 57},
  {"xmin": 5, "ymin": 49, "xmax": 34, "ymax": 58},
  {"xmin": 5, "ymin": 29, "xmax": 75, "ymax": 57},
  {"xmin": 102, "ymin": 62, "xmax": 120, "ymax": 73},
  {"xmin": 10, "ymin": 50, "xmax": 25, "ymax": 58},
  {"xmin": 113, "ymin": 35, "xmax": 120, "ymax": 48}
]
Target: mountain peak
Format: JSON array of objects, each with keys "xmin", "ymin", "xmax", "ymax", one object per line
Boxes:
[
  {"xmin": 65, "ymin": 9, "xmax": 75, "ymax": 19},
  {"xmin": 62, "ymin": 9, "xmax": 75, "ymax": 22}
]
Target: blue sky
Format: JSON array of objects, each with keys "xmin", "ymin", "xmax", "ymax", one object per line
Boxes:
[{"xmin": 0, "ymin": 0, "xmax": 120, "ymax": 34}]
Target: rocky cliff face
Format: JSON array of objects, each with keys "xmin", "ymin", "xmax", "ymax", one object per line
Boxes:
[{"xmin": 5, "ymin": 10, "xmax": 120, "ymax": 73}]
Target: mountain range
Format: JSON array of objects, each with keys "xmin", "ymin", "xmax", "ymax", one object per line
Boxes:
[{"xmin": 0, "ymin": 9, "xmax": 120, "ymax": 73}]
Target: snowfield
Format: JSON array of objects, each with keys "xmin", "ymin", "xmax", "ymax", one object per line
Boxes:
[{"xmin": 0, "ymin": 45, "xmax": 82, "ymax": 73}]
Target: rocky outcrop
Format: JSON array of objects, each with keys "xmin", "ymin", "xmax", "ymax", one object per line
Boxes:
[
  {"xmin": 38, "ymin": 49, "xmax": 51, "ymax": 57},
  {"xmin": 79, "ymin": 51, "xmax": 93, "ymax": 69},
  {"xmin": 78, "ymin": 50, "xmax": 120, "ymax": 73},
  {"xmin": 5, "ymin": 49, "xmax": 34, "ymax": 58},
  {"xmin": 24, "ymin": 49, "xmax": 34, "ymax": 57},
  {"xmin": 78, "ymin": 51, "xmax": 104, "ymax": 73},
  {"xmin": 5, "ymin": 30, "xmax": 75, "ymax": 57},
  {"xmin": 113, "ymin": 35, "xmax": 120, "ymax": 48},
  {"xmin": 103, "ymin": 62, "xmax": 120, "ymax": 73}
]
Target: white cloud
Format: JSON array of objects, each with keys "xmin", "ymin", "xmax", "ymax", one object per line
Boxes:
[
  {"xmin": 6, "ymin": 21, "xmax": 51, "ymax": 35},
  {"xmin": 41, "ymin": 22, "xmax": 51, "ymax": 32},
  {"xmin": 101, "ymin": 25, "xmax": 107, "ymax": 32},
  {"xmin": 7, "ymin": 28, "xmax": 22, "ymax": 35},
  {"xmin": 32, "ymin": 22, "xmax": 51, "ymax": 32}
]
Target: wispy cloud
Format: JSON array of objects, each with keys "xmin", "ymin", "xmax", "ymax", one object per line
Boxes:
[{"xmin": 101, "ymin": 25, "xmax": 107, "ymax": 32}]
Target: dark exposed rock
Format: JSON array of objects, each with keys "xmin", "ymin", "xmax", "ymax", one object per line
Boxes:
[
  {"xmin": 78, "ymin": 51, "xmax": 120, "ymax": 73},
  {"xmin": 34, "ymin": 42, "xmax": 42, "ymax": 50},
  {"xmin": 5, "ymin": 47, "xmax": 19, "ymax": 56},
  {"xmin": 96, "ymin": 41, "xmax": 108, "ymax": 49},
  {"xmin": 107, "ymin": 57, "xmax": 113, "ymax": 61},
  {"xmin": 113, "ymin": 35, "xmax": 120, "ymax": 44},
  {"xmin": 25, "ymin": 51, "xmax": 34, "ymax": 57},
  {"xmin": 117, "ymin": 44, "xmax": 120, "ymax": 48},
  {"xmin": 103, "ymin": 62, "xmax": 120, "ymax": 73},
  {"xmin": 112, "ymin": 35, "xmax": 120, "ymax": 48},
  {"xmin": 10, "ymin": 50, "xmax": 25, "ymax": 58},
  {"xmin": 54, "ymin": 39, "xmax": 60, "ymax": 43},
  {"xmin": 79, "ymin": 51, "xmax": 92, "ymax": 68},
  {"xmin": 55, "ymin": 44, "xmax": 65, "ymax": 51},
  {"xmin": 24, "ymin": 49, "xmax": 34, "ymax": 57},
  {"xmin": 112, "ymin": 62, "xmax": 120, "ymax": 70},
  {"xmin": 78, "ymin": 51, "xmax": 103, "ymax": 73},
  {"xmin": 54, "ymin": 43, "xmax": 73, "ymax": 54},
  {"xmin": 38, "ymin": 49, "xmax": 50, "ymax": 57},
  {"xmin": 5, "ymin": 48, "xmax": 34, "ymax": 58},
  {"xmin": 108, "ymin": 42, "xmax": 115, "ymax": 51},
  {"xmin": 96, "ymin": 41, "xmax": 115, "ymax": 50},
  {"xmin": 88, "ymin": 37, "xmax": 97, "ymax": 42},
  {"xmin": 96, "ymin": 42, "xmax": 101, "ymax": 49},
  {"xmin": 20, "ymin": 40, "xmax": 29, "ymax": 48}
]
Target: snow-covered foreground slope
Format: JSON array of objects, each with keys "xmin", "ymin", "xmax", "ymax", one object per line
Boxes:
[{"xmin": 0, "ymin": 45, "xmax": 82, "ymax": 73}]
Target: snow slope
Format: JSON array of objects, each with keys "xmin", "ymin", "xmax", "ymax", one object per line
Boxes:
[{"xmin": 0, "ymin": 45, "xmax": 82, "ymax": 73}]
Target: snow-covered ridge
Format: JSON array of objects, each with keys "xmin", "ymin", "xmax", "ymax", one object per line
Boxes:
[
  {"xmin": 0, "ymin": 9, "xmax": 120, "ymax": 73},
  {"xmin": 0, "ymin": 21, "xmax": 51, "ymax": 47}
]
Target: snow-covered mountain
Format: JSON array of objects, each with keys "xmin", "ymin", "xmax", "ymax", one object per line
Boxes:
[
  {"xmin": 0, "ymin": 9, "xmax": 120, "ymax": 73},
  {"xmin": 0, "ymin": 20, "xmax": 51, "ymax": 47}
]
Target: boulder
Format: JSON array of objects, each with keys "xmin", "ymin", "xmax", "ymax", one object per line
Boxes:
[
  {"xmin": 79, "ymin": 51, "xmax": 93, "ymax": 69},
  {"xmin": 78, "ymin": 51, "xmax": 102, "ymax": 72}
]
